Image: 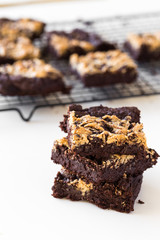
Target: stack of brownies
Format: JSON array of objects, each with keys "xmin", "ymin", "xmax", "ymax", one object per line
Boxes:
[{"xmin": 51, "ymin": 104, "xmax": 159, "ymax": 213}]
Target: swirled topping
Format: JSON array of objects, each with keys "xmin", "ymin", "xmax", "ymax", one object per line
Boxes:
[
  {"xmin": 50, "ymin": 34, "xmax": 95, "ymax": 57},
  {"xmin": 68, "ymin": 110, "xmax": 147, "ymax": 148},
  {"xmin": 0, "ymin": 36, "xmax": 40, "ymax": 60},
  {"xmin": 70, "ymin": 50, "xmax": 137, "ymax": 75},
  {"xmin": 0, "ymin": 18, "xmax": 44, "ymax": 38},
  {"xmin": 127, "ymin": 32, "xmax": 160, "ymax": 51},
  {"xmin": 0, "ymin": 59, "xmax": 63, "ymax": 79}
]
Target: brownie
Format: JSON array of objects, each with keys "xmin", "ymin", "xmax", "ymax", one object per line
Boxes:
[
  {"xmin": 60, "ymin": 104, "xmax": 147, "ymax": 158},
  {"xmin": 70, "ymin": 50, "xmax": 138, "ymax": 87},
  {"xmin": 47, "ymin": 29, "xmax": 116, "ymax": 59},
  {"xmin": 0, "ymin": 18, "xmax": 45, "ymax": 39},
  {"xmin": 124, "ymin": 33, "xmax": 160, "ymax": 61},
  {"xmin": 52, "ymin": 169, "xmax": 143, "ymax": 213},
  {"xmin": 51, "ymin": 137, "xmax": 158, "ymax": 183},
  {"xmin": 60, "ymin": 104, "xmax": 141, "ymax": 132},
  {"xmin": 0, "ymin": 59, "xmax": 70, "ymax": 96},
  {"xmin": 0, "ymin": 36, "xmax": 40, "ymax": 64}
]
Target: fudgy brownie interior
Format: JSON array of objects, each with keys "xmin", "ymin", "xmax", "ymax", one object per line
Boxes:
[{"xmin": 52, "ymin": 168, "xmax": 143, "ymax": 213}]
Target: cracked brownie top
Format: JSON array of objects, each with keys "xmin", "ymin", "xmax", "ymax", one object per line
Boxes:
[{"xmin": 68, "ymin": 110, "xmax": 147, "ymax": 148}]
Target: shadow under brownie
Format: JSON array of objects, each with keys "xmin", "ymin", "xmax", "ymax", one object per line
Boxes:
[{"xmin": 52, "ymin": 169, "xmax": 143, "ymax": 213}]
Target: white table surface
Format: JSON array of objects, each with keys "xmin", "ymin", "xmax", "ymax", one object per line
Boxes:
[{"xmin": 0, "ymin": 1, "xmax": 160, "ymax": 240}]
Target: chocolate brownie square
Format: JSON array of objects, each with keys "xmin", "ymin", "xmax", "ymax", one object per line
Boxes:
[
  {"xmin": 0, "ymin": 18, "xmax": 45, "ymax": 39},
  {"xmin": 0, "ymin": 59, "xmax": 70, "ymax": 96},
  {"xmin": 124, "ymin": 32, "xmax": 160, "ymax": 61},
  {"xmin": 70, "ymin": 50, "xmax": 138, "ymax": 87},
  {"xmin": 51, "ymin": 137, "xmax": 158, "ymax": 183},
  {"xmin": 60, "ymin": 104, "xmax": 141, "ymax": 132},
  {"xmin": 52, "ymin": 168, "xmax": 143, "ymax": 213},
  {"xmin": 60, "ymin": 104, "xmax": 146, "ymax": 158},
  {"xmin": 0, "ymin": 36, "xmax": 40, "ymax": 64},
  {"xmin": 47, "ymin": 29, "xmax": 116, "ymax": 59}
]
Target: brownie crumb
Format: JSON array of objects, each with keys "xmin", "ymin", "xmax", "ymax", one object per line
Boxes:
[
  {"xmin": 150, "ymin": 67, "xmax": 157, "ymax": 76},
  {"xmin": 83, "ymin": 20, "xmax": 94, "ymax": 26},
  {"xmin": 138, "ymin": 199, "xmax": 144, "ymax": 204}
]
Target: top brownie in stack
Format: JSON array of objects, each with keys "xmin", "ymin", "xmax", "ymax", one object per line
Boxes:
[
  {"xmin": 0, "ymin": 18, "xmax": 45, "ymax": 39},
  {"xmin": 60, "ymin": 104, "xmax": 147, "ymax": 158},
  {"xmin": 47, "ymin": 29, "xmax": 116, "ymax": 59}
]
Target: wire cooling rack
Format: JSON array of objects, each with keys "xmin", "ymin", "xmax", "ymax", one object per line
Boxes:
[{"xmin": 1, "ymin": 12, "xmax": 160, "ymax": 121}]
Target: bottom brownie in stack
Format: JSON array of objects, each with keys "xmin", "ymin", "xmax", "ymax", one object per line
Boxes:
[
  {"xmin": 51, "ymin": 104, "xmax": 159, "ymax": 213},
  {"xmin": 53, "ymin": 169, "xmax": 142, "ymax": 213}
]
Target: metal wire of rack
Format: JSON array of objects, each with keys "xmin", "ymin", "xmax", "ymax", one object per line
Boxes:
[{"xmin": 1, "ymin": 12, "xmax": 160, "ymax": 121}]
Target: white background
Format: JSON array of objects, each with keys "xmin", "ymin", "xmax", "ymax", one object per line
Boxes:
[{"xmin": 0, "ymin": 1, "xmax": 160, "ymax": 240}]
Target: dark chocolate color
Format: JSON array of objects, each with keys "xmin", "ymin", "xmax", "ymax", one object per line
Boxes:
[
  {"xmin": 60, "ymin": 104, "xmax": 144, "ymax": 157},
  {"xmin": 0, "ymin": 73, "xmax": 70, "ymax": 96},
  {"xmin": 52, "ymin": 143, "xmax": 158, "ymax": 183},
  {"xmin": 52, "ymin": 169, "xmax": 143, "ymax": 213},
  {"xmin": 47, "ymin": 29, "xmax": 116, "ymax": 59},
  {"xmin": 74, "ymin": 67, "xmax": 137, "ymax": 87},
  {"xmin": 124, "ymin": 41, "xmax": 160, "ymax": 61}
]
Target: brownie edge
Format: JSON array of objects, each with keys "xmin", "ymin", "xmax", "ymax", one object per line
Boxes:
[
  {"xmin": 60, "ymin": 104, "xmax": 141, "ymax": 133},
  {"xmin": 0, "ymin": 59, "xmax": 71, "ymax": 96},
  {"xmin": 52, "ymin": 169, "xmax": 143, "ymax": 213},
  {"xmin": 60, "ymin": 104, "xmax": 145, "ymax": 158},
  {"xmin": 124, "ymin": 33, "xmax": 160, "ymax": 61},
  {"xmin": 70, "ymin": 50, "xmax": 138, "ymax": 87},
  {"xmin": 51, "ymin": 138, "xmax": 158, "ymax": 183},
  {"xmin": 47, "ymin": 29, "xmax": 116, "ymax": 59}
]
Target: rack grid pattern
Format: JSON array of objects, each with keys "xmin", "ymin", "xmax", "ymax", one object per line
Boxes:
[{"xmin": 1, "ymin": 12, "xmax": 160, "ymax": 121}]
